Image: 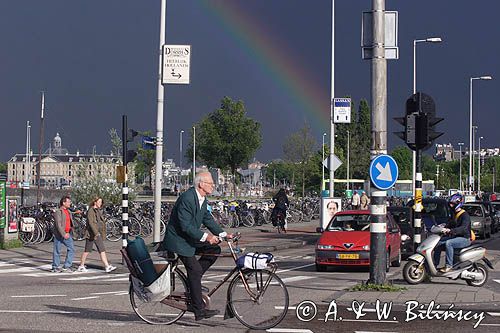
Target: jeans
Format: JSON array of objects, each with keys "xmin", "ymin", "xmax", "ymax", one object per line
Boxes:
[
  {"xmin": 52, "ymin": 235, "xmax": 75, "ymax": 269},
  {"xmin": 433, "ymin": 236, "xmax": 470, "ymax": 268}
]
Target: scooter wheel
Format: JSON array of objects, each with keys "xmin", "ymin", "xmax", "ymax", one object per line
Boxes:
[
  {"xmin": 465, "ymin": 263, "xmax": 488, "ymax": 287},
  {"xmin": 403, "ymin": 260, "xmax": 426, "ymax": 285}
]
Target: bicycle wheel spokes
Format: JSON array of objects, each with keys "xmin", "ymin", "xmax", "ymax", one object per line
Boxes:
[
  {"xmin": 228, "ymin": 269, "xmax": 289, "ymax": 330},
  {"xmin": 129, "ymin": 269, "xmax": 187, "ymax": 325}
]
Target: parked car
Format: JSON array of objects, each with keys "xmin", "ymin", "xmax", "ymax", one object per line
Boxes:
[
  {"xmin": 463, "ymin": 203, "xmax": 492, "ymax": 239},
  {"xmin": 406, "ymin": 198, "xmax": 453, "ymax": 228},
  {"xmin": 315, "ymin": 210, "xmax": 401, "ymax": 272},
  {"xmin": 490, "ymin": 201, "xmax": 500, "ymax": 227},
  {"xmin": 388, "ymin": 206, "xmax": 419, "ymax": 259},
  {"xmin": 469, "ymin": 201, "xmax": 499, "ymax": 234}
]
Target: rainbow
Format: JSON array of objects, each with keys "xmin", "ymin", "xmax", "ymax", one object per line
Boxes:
[{"xmin": 198, "ymin": 0, "xmax": 331, "ymax": 131}]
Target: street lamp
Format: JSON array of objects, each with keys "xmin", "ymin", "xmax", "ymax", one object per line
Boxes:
[
  {"xmin": 322, "ymin": 133, "xmax": 326, "ymax": 191},
  {"xmin": 469, "ymin": 75, "xmax": 492, "ymax": 193},
  {"xmin": 458, "ymin": 142, "xmax": 464, "ymax": 192},
  {"xmin": 347, "ymin": 130, "xmax": 350, "ymax": 192},
  {"xmin": 192, "ymin": 126, "xmax": 196, "ymax": 183},
  {"xmin": 412, "ymin": 37, "xmax": 443, "ymax": 196},
  {"xmin": 478, "ymin": 136, "xmax": 484, "ymax": 194},
  {"xmin": 472, "ymin": 125, "xmax": 478, "ymax": 192}
]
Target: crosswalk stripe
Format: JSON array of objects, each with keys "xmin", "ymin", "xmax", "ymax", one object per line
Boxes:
[
  {"xmin": 71, "ymin": 296, "xmax": 100, "ymax": 301},
  {"xmin": 90, "ymin": 290, "xmax": 128, "ymax": 295},
  {"xmin": 60, "ymin": 273, "xmax": 128, "ymax": 281},
  {"xmin": 487, "ymin": 312, "xmax": 500, "ymax": 317},
  {"xmin": 280, "ymin": 276, "xmax": 315, "ymax": 283},
  {"xmin": 493, "ymin": 279, "xmax": 500, "ymax": 284},
  {"xmin": 0, "ymin": 265, "xmax": 51, "ymax": 274},
  {"xmin": 11, "ymin": 294, "xmax": 66, "ymax": 298}
]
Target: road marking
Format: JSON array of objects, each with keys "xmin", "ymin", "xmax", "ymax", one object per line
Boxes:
[
  {"xmin": 479, "ymin": 324, "xmax": 500, "ymax": 327},
  {"xmin": 0, "ymin": 310, "xmax": 80, "ymax": 314},
  {"xmin": 279, "ymin": 276, "xmax": 315, "ymax": 283},
  {"xmin": 71, "ymin": 296, "xmax": 100, "ymax": 301},
  {"xmin": 267, "ymin": 329, "xmax": 314, "ymax": 333},
  {"xmin": 493, "ymin": 279, "xmax": 500, "ymax": 284},
  {"xmin": 11, "ymin": 294, "xmax": 66, "ymax": 298},
  {"xmin": 0, "ymin": 263, "xmax": 15, "ymax": 267},
  {"xmin": 90, "ymin": 290, "xmax": 128, "ymax": 295},
  {"xmin": 277, "ymin": 263, "xmax": 316, "ymax": 274},
  {"xmin": 96, "ymin": 277, "xmax": 130, "ymax": 282},
  {"xmin": 0, "ymin": 265, "xmax": 51, "ymax": 274},
  {"xmin": 60, "ymin": 273, "xmax": 128, "ymax": 281},
  {"xmin": 487, "ymin": 312, "xmax": 500, "ymax": 317}
]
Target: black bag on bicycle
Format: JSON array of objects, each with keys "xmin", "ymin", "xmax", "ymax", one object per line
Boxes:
[{"xmin": 126, "ymin": 236, "xmax": 158, "ymax": 286}]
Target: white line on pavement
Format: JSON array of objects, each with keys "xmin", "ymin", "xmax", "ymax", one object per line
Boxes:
[
  {"xmin": 279, "ymin": 276, "xmax": 315, "ymax": 283},
  {"xmin": 479, "ymin": 324, "xmax": 500, "ymax": 327},
  {"xmin": 95, "ymin": 277, "xmax": 130, "ymax": 282},
  {"xmin": 0, "ymin": 310, "xmax": 80, "ymax": 314},
  {"xmin": 277, "ymin": 263, "xmax": 316, "ymax": 274},
  {"xmin": 0, "ymin": 265, "xmax": 52, "ymax": 274},
  {"xmin": 71, "ymin": 296, "xmax": 100, "ymax": 301},
  {"xmin": 11, "ymin": 294, "xmax": 66, "ymax": 298},
  {"xmin": 60, "ymin": 273, "xmax": 128, "ymax": 281},
  {"xmin": 90, "ymin": 290, "xmax": 128, "ymax": 295},
  {"xmin": 487, "ymin": 312, "xmax": 500, "ymax": 317},
  {"xmin": 493, "ymin": 279, "xmax": 500, "ymax": 284},
  {"xmin": 267, "ymin": 329, "xmax": 314, "ymax": 333}
]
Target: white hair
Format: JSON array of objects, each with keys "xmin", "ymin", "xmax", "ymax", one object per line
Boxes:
[{"xmin": 194, "ymin": 170, "xmax": 210, "ymax": 187}]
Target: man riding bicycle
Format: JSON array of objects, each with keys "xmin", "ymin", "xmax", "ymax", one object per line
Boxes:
[
  {"xmin": 158, "ymin": 171, "xmax": 233, "ymax": 321},
  {"xmin": 271, "ymin": 188, "xmax": 289, "ymax": 228}
]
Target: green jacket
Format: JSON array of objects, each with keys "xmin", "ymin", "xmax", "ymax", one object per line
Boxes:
[{"xmin": 160, "ymin": 187, "xmax": 224, "ymax": 256}]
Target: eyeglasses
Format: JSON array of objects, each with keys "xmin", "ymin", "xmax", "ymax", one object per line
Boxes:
[{"xmin": 202, "ymin": 181, "xmax": 214, "ymax": 185}]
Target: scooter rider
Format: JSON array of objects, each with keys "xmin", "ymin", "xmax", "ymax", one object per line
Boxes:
[{"xmin": 433, "ymin": 193, "xmax": 472, "ymax": 273}]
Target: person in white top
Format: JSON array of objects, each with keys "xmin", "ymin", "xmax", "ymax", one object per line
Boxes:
[{"xmin": 351, "ymin": 191, "xmax": 360, "ymax": 210}]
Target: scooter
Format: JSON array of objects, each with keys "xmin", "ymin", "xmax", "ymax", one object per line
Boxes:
[{"xmin": 403, "ymin": 224, "xmax": 494, "ymax": 287}]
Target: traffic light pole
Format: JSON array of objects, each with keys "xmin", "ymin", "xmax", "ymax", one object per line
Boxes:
[
  {"xmin": 369, "ymin": 0, "xmax": 388, "ymax": 285},
  {"xmin": 122, "ymin": 115, "xmax": 129, "ymax": 250},
  {"xmin": 414, "ymin": 149, "xmax": 423, "ymax": 248}
]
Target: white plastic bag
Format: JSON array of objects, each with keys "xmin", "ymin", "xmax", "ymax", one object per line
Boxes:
[
  {"xmin": 237, "ymin": 252, "xmax": 274, "ymax": 270},
  {"xmin": 130, "ymin": 265, "xmax": 171, "ymax": 302}
]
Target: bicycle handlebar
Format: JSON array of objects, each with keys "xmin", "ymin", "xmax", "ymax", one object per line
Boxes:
[{"xmin": 220, "ymin": 231, "xmax": 242, "ymax": 243}]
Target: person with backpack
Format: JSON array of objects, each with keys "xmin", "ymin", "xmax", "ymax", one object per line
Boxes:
[{"xmin": 432, "ymin": 193, "xmax": 472, "ymax": 273}]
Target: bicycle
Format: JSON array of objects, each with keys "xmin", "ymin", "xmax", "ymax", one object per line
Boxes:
[{"xmin": 127, "ymin": 233, "xmax": 289, "ymax": 330}]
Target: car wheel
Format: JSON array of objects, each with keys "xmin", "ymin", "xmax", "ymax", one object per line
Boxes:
[
  {"xmin": 391, "ymin": 248, "xmax": 402, "ymax": 267},
  {"xmin": 315, "ymin": 264, "xmax": 327, "ymax": 272}
]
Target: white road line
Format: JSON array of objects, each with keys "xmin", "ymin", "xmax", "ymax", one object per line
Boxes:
[
  {"xmin": 11, "ymin": 294, "xmax": 66, "ymax": 298},
  {"xmin": 479, "ymin": 324, "xmax": 500, "ymax": 327},
  {"xmin": 0, "ymin": 265, "xmax": 51, "ymax": 274},
  {"xmin": 267, "ymin": 329, "xmax": 314, "ymax": 333},
  {"xmin": 487, "ymin": 312, "xmax": 500, "ymax": 317},
  {"xmin": 303, "ymin": 256, "xmax": 313, "ymax": 260},
  {"xmin": 96, "ymin": 277, "xmax": 130, "ymax": 282},
  {"xmin": 90, "ymin": 290, "xmax": 128, "ymax": 295},
  {"xmin": 0, "ymin": 310, "xmax": 80, "ymax": 314},
  {"xmin": 280, "ymin": 276, "xmax": 315, "ymax": 283},
  {"xmin": 0, "ymin": 263, "xmax": 15, "ymax": 267},
  {"xmin": 493, "ymin": 279, "xmax": 500, "ymax": 284},
  {"xmin": 277, "ymin": 263, "xmax": 316, "ymax": 274},
  {"xmin": 60, "ymin": 273, "xmax": 128, "ymax": 281},
  {"xmin": 71, "ymin": 296, "xmax": 100, "ymax": 301}
]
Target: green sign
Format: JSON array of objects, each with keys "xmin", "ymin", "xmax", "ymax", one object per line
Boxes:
[{"xmin": 0, "ymin": 181, "xmax": 5, "ymax": 229}]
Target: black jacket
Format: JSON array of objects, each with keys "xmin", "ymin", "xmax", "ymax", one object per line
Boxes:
[{"xmin": 447, "ymin": 209, "xmax": 471, "ymax": 238}]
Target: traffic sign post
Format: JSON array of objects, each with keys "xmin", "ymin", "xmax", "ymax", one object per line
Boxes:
[
  {"xmin": 333, "ymin": 98, "xmax": 351, "ymax": 123},
  {"xmin": 369, "ymin": 155, "xmax": 399, "ymax": 190},
  {"xmin": 162, "ymin": 45, "xmax": 191, "ymax": 85}
]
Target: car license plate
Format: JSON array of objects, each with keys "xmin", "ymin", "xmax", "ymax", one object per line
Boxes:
[{"xmin": 337, "ymin": 253, "xmax": 359, "ymax": 259}]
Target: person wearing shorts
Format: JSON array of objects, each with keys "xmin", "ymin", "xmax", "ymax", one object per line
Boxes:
[{"xmin": 77, "ymin": 197, "xmax": 116, "ymax": 273}]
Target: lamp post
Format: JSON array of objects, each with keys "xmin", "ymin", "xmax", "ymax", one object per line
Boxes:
[
  {"xmin": 469, "ymin": 76, "xmax": 492, "ymax": 193},
  {"xmin": 192, "ymin": 126, "xmax": 196, "ymax": 184},
  {"xmin": 412, "ymin": 37, "xmax": 442, "ymax": 197},
  {"xmin": 478, "ymin": 136, "xmax": 484, "ymax": 194},
  {"xmin": 347, "ymin": 130, "xmax": 350, "ymax": 192},
  {"xmin": 458, "ymin": 142, "xmax": 464, "ymax": 192},
  {"xmin": 472, "ymin": 125, "xmax": 478, "ymax": 192},
  {"xmin": 322, "ymin": 132, "xmax": 326, "ymax": 191}
]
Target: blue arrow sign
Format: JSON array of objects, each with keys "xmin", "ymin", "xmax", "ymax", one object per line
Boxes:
[{"xmin": 369, "ymin": 154, "xmax": 399, "ymax": 190}]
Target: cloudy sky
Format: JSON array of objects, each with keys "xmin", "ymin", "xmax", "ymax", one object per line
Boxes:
[{"xmin": 0, "ymin": 0, "xmax": 497, "ymax": 164}]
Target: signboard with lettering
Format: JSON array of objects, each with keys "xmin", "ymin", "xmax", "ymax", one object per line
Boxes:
[{"xmin": 162, "ymin": 45, "xmax": 191, "ymax": 84}]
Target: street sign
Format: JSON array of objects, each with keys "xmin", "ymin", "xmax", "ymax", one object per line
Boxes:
[
  {"xmin": 162, "ymin": 45, "xmax": 191, "ymax": 84},
  {"xmin": 361, "ymin": 11, "xmax": 399, "ymax": 60},
  {"xmin": 323, "ymin": 154, "xmax": 343, "ymax": 172},
  {"xmin": 333, "ymin": 98, "xmax": 351, "ymax": 123},
  {"xmin": 369, "ymin": 154, "xmax": 399, "ymax": 190}
]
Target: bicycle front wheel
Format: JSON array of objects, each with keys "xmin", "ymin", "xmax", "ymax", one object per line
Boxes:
[
  {"xmin": 129, "ymin": 269, "xmax": 188, "ymax": 325},
  {"xmin": 228, "ymin": 269, "xmax": 289, "ymax": 330}
]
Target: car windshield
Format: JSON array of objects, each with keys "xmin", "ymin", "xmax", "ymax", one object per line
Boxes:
[
  {"xmin": 422, "ymin": 202, "xmax": 448, "ymax": 218},
  {"xmin": 327, "ymin": 214, "xmax": 371, "ymax": 231},
  {"xmin": 463, "ymin": 205, "xmax": 483, "ymax": 217}
]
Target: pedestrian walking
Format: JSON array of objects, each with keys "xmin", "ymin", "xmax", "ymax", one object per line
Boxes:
[
  {"xmin": 51, "ymin": 196, "xmax": 75, "ymax": 272},
  {"xmin": 351, "ymin": 191, "xmax": 360, "ymax": 210},
  {"xmin": 77, "ymin": 197, "xmax": 116, "ymax": 273},
  {"xmin": 360, "ymin": 192, "xmax": 370, "ymax": 210}
]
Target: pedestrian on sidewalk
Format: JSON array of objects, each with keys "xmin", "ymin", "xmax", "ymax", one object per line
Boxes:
[
  {"xmin": 77, "ymin": 197, "xmax": 116, "ymax": 273},
  {"xmin": 360, "ymin": 192, "xmax": 370, "ymax": 210},
  {"xmin": 52, "ymin": 196, "xmax": 75, "ymax": 273},
  {"xmin": 351, "ymin": 191, "xmax": 360, "ymax": 210}
]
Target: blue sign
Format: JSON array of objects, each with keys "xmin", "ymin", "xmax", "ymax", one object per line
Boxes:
[{"xmin": 369, "ymin": 154, "xmax": 399, "ymax": 190}]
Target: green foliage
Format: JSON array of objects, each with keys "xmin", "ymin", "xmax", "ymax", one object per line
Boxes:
[
  {"xmin": 0, "ymin": 162, "xmax": 6, "ymax": 174},
  {"xmin": 134, "ymin": 131, "xmax": 155, "ymax": 187},
  {"xmin": 72, "ymin": 164, "xmax": 126, "ymax": 205},
  {"xmin": 0, "ymin": 238, "xmax": 23, "ymax": 249},
  {"xmin": 186, "ymin": 96, "xmax": 262, "ymax": 186},
  {"xmin": 265, "ymin": 160, "xmax": 295, "ymax": 187},
  {"xmin": 109, "ymin": 128, "xmax": 122, "ymax": 157},
  {"xmin": 391, "ymin": 146, "xmax": 412, "ymax": 180},
  {"xmin": 349, "ymin": 283, "xmax": 407, "ymax": 292}
]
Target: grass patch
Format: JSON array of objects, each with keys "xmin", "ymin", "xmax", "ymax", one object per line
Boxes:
[
  {"xmin": 349, "ymin": 282, "xmax": 407, "ymax": 292},
  {"xmin": 0, "ymin": 238, "xmax": 23, "ymax": 250}
]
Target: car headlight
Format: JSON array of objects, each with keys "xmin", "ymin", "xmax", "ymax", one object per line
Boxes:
[
  {"xmin": 362, "ymin": 245, "xmax": 370, "ymax": 251},
  {"xmin": 472, "ymin": 221, "xmax": 481, "ymax": 227},
  {"xmin": 317, "ymin": 245, "xmax": 334, "ymax": 250},
  {"xmin": 401, "ymin": 234, "xmax": 411, "ymax": 241}
]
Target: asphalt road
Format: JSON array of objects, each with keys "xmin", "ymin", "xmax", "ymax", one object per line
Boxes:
[{"xmin": 1, "ymin": 232, "xmax": 499, "ymax": 332}]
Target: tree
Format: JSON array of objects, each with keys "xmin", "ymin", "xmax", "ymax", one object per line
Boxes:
[
  {"xmin": 186, "ymin": 96, "xmax": 262, "ymax": 194},
  {"xmin": 134, "ymin": 131, "xmax": 155, "ymax": 188},
  {"xmin": 391, "ymin": 146, "xmax": 412, "ymax": 180},
  {"xmin": 0, "ymin": 162, "xmax": 6, "ymax": 174},
  {"xmin": 109, "ymin": 128, "xmax": 122, "ymax": 157},
  {"xmin": 265, "ymin": 160, "xmax": 295, "ymax": 188},
  {"xmin": 283, "ymin": 124, "xmax": 317, "ymax": 197}
]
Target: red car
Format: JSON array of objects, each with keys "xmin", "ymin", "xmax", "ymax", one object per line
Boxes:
[{"xmin": 315, "ymin": 210, "xmax": 401, "ymax": 272}]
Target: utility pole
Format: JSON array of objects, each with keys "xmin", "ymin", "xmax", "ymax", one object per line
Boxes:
[
  {"xmin": 153, "ymin": 0, "xmax": 166, "ymax": 243},
  {"xmin": 36, "ymin": 92, "xmax": 45, "ymax": 205},
  {"xmin": 369, "ymin": 0, "xmax": 388, "ymax": 285},
  {"xmin": 347, "ymin": 130, "xmax": 350, "ymax": 192},
  {"xmin": 192, "ymin": 126, "xmax": 196, "ymax": 184},
  {"xmin": 328, "ymin": 0, "xmax": 335, "ymax": 198},
  {"xmin": 122, "ymin": 115, "xmax": 129, "ymax": 250}
]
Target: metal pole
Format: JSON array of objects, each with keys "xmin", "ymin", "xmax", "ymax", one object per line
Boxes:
[
  {"xmin": 414, "ymin": 149, "xmax": 423, "ymax": 248},
  {"xmin": 28, "ymin": 122, "xmax": 31, "ymax": 186},
  {"xmin": 458, "ymin": 143, "xmax": 463, "ymax": 192},
  {"xmin": 25, "ymin": 121, "xmax": 30, "ymax": 185},
  {"xmin": 369, "ymin": 0, "xmax": 387, "ymax": 285},
  {"xmin": 328, "ymin": 0, "xmax": 335, "ymax": 198},
  {"xmin": 478, "ymin": 136, "xmax": 483, "ymax": 194},
  {"xmin": 36, "ymin": 92, "xmax": 45, "ymax": 204},
  {"xmin": 322, "ymin": 133, "xmax": 326, "ymax": 191},
  {"xmin": 153, "ymin": 0, "xmax": 166, "ymax": 243},
  {"xmin": 469, "ymin": 78, "xmax": 473, "ymax": 194},
  {"xmin": 412, "ymin": 41, "xmax": 417, "ymax": 198},
  {"xmin": 347, "ymin": 130, "xmax": 350, "ymax": 191},
  {"xmin": 179, "ymin": 130, "xmax": 184, "ymax": 170},
  {"xmin": 122, "ymin": 115, "xmax": 129, "ymax": 251},
  {"xmin": 192, "ymin": 126, "xmax": 196, "ymax": 183},
  {"xmin": 472, "ymin": 126, "xmax": 477, "ymax": 192}
]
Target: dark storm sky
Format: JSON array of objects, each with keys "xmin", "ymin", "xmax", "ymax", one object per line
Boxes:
[{"xmin": 0, "ymin": 0, "xmax": 498, "ymax": 164}]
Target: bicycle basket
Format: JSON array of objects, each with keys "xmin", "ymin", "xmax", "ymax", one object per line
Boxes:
[
  {"xmin": 236, "ymin": 252, "xmax": 274, "ymax": 270},
  {"xmin": 130, "ymin": 265, "xmax": 171, "ymax": 302}
]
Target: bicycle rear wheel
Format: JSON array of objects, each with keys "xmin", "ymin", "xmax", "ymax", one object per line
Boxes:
[
  {"xmin": 228, "ymin": 269, "xmax": 289, "ymax": 330},
  {"xmin": 129, "ymin": 269, "xmax": 188, "ymax": 325}
]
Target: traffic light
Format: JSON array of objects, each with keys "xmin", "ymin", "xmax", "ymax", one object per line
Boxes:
[
  {"xmin": 394, "ymin": 92, "xmax": 444, "ymax": 151},
  {"xmin": 126, "ymin": 129, "xmax": 139, "ymax": 164}
]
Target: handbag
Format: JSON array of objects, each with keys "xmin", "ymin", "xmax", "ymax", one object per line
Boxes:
[{"xmin": 236, "ymin": 252, "xmax": 274, "ymax": 270}]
